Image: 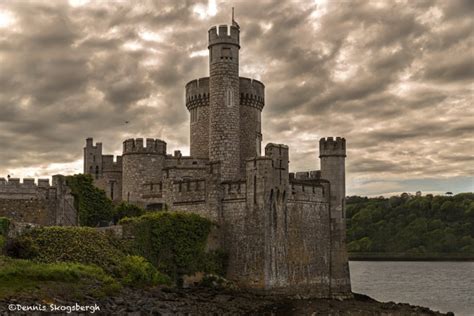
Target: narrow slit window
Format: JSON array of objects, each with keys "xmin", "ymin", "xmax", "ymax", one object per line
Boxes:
[{"xmin": 226, "ymin": 88, "xmax": 233, "ymax": 107}]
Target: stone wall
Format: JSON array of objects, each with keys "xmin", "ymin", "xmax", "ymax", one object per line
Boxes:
[
  {"xmin": 122, "ymin": 138, "xmax": 166, "ymax": 207},
  {"xmin": 0, "ymin": 176, "xmax": 77, "ymax": 226}
]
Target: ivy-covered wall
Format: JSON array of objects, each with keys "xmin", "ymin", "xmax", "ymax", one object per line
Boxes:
[{"xmin": 120, "ymin": 212, "xmax": 227, "ymax": 281}]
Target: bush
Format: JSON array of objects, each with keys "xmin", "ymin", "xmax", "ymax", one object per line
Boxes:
[
  {"xmin": 120, "ymin": 212, "xmax": 226, "ymax": 281},
  {"xmin": 0, "ymin": 255, "xmax": 120, "ymax": 299},
  {"xmin": 116, "ymin": 255, "xmax": 171, "ymax": 287},
  {"xmin": 114, "ymin": 202, "xmax": 145, "ymax": 224},
  {"xmin": 7, "ymin": 226, "xmax": 173, "ymax": 288},
  {"xmin": 8, "ymin": 226, "xmax": 125, "ymax": 274},
  {"xmin": 65, "ymin": 174, "xmax": 114, "ymax": 226}
]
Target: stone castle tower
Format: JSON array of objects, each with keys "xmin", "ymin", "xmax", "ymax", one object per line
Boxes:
[{"xmin": 84, "ymin": 19, "xmax": 351, "ymax": 298}]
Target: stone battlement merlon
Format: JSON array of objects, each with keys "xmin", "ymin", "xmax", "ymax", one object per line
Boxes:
[
  {"xmin": 85, "ymin": 137, "xmax": 102, "ymax": 150},
  {"xmin": 208, "ymin": 25, "xmax": 240, "ymax": 48},
  {"xmin": 0, "ymin": 178, "xmax": 51, "ymax": 187},
  {"xmin": 123, "ymin": 138, "xmax": 167, "ymax": 155},
  {"xmin": 102, "ymin": 155, "xmax": 123, "ymax": 172},
  {"xmin": 319, "ymin": 137, "xmax": 346, "ymax": 157}
]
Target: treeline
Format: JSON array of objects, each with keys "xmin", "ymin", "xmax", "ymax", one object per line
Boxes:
[{"xmin": 346, "ymin": 193, "xmax": 474, "ymax": 255}]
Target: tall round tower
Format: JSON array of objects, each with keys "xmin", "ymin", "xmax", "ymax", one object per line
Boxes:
[
  {"xmin": 319, "ymin": 137, "xmax": 352, "ymax": 297},
  {"xmin": 208, "ymin": 24, "xmax": 241, "ymax": 180}
]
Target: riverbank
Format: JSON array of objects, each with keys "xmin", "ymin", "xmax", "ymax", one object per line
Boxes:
[
  {"xmin": 0, "ymin": 287, "xmax": 452, "ymax": 315},
  {"xmin": 349, "ymin": 252, "xmax": 474, "ymax": 261}
]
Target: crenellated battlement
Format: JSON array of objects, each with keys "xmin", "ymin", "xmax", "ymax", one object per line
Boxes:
[
  {"xmin": 123, "ymin": 138, "xmax": 167, "ymax": 155},
  {"xmin": 185, "ymin": 77, "xmax": 210, "ymax": 110},
  {"xmin": 185, "ymin": 77, "xmax": 265, "ymax": 110},
  {"xmin": 102, "ymin": 155, "xmax": 123, "ymax": 172},
  {"xmin": 319, "ymin": 137, "xmax": 346, "ymax": 157},
  {"xmin": 240, "ymin": 77, "xmax": 265, "ymax": 110},
  {"xmin": 208, "ymin": 24, "xmax": 240, "ymax": 48},
  {"xmin": 0, "ymin": 178, "xmax": 51, "ymax": 187},
  {"xmin": 85, "ymin": 137, "xmax": 102, "ymax": 150}
]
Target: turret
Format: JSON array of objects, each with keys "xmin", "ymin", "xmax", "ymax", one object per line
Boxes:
[
  {"xmin": 208, "ymin": 24, "xmax": 241, "ymax": 180},
  {"xmin": 84, "ymin": 137, "xmax": 103, "ymax": 179},
  {"xmin": 319, "ymin": 137, "xmax": 351, "ymax": 297},
  {"xmin": 122, "ymin": 138, "xmax": 167, "ymax": 207}
]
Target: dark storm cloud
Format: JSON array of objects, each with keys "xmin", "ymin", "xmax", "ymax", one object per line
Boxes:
[{"xmin": 0, "ymin": 0, "xmax": 472, "ymax": 195}]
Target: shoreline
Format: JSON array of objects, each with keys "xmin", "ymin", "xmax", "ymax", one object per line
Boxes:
[
  {"xmin": 349, "ymin": 253, "xmax": 474, "ymax": 261},
  {"xmin": 0, "ymin": 288, "xmax": 451, "ymax": 315}
]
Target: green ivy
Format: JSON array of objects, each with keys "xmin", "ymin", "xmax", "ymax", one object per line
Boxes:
[
  {"xmin": 0, "ymin": 217, "xmax": 10, "ymax": 251},
  {"xmin": 0, "ymin": 217, "xmax": 10, "ymax": 236},
  {"xmin": 113, "ymin": 202, "xmax": 145, "ymax": 224},
  {"xmin": 65, "ymin": 174, "xmax": 114, "ymax": 226},
  {"xmin": 120, "ymin": 212, "xmax": 226, "ymax": 281}
]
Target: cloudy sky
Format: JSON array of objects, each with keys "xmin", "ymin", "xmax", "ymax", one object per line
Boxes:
[{"xmin": 0, "ymin": 0, "xmax": 472, "ymax": 196}]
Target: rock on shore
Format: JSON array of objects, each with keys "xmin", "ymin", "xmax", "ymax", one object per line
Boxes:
[{"xmin": 0, "ymin": 287, "xmax": 451, "ymax": 315}]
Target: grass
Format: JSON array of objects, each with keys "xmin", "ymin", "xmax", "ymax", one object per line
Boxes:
[{"xmin": 0, "ymin": 256, "xmax": 121, "ymax": 300}]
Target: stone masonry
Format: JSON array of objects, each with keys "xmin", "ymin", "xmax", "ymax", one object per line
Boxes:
[
  {"xmin": 0, "ymin": 175, "xmax": 77, "ymax": 226},
  {"xmin": 84, "ymin": 21, "xmax": 352, "ymax": 298}
]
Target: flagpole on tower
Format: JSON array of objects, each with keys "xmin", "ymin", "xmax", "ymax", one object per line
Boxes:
[{"xmin": 232, "ymin": 7, "xmax": 240, "ymax": 29}]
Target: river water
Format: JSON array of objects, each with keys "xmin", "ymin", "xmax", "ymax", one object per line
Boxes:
[{"xmin": 349, "ymin": 261, "xmax": 474, "ymax": 316}]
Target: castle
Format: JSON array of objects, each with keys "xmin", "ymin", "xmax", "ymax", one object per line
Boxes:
[{"xmin": 84, "ymin": 22, "xmax": 351, "ymax": 297}]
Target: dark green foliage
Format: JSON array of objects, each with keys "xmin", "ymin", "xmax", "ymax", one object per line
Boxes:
[
  {"xmin": 346, "ymin": 193, "xmax": 474, "ymax": 254},
  {"xmin": 120, "ymin": 212, "xmax": 226, "ymax": 281},
  {"xmin": 65, "ymin": 174, "xmax": 114, "ymax": 226},
  {"xmin": 9, "ymin": 227, "xmax": 125, "ymax": 274},
  {"xmin": 0, "ymin": 217, "xmax": 9, "ymax": 236},
  {"xmin": 116, "ymin": 255, "xmax": 171, "ymax": 287},
  {"xmin": 8, "ymin": 226, "xmax": 170, "ymax": 288},
  {"xmin": 0, "ymin": 255, "xmax": 120, "ymax": 299},
  {"xmin": 113, "ymin": 202, "xmax": 145, "ymax": 224},
  {"xmin": 0, "ymin": 217, "xmax": 9, "ymax": 250}
]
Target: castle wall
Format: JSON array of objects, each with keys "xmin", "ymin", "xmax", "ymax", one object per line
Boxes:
[
  {"xmin": 122, "ymin": 138, "xmax": 166, "ymax": 208},
  {"xmin": 283, "ymin": 181, "xmax": 331, "ymax": 297},
  {"xmin": 0, "ymin": 176, "xmax": 77, "ymax": 226},
  {"xmin": 96, "ymin": 155, "xmax": 122, "ymax": 202}
]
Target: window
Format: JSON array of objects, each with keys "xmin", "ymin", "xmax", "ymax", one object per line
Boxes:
[
  {"xmin": 256, "ymin": 133, "xmax": 262, "ymax": 156},
  {"xmin": 226, "ymin": 88, "xmax": 233, "ymax": 107},
  {"xmin": 222, "ymin": 47, "xmax": 231, "ymax": 59},
  {"xmin": 95, "ymin": 166, "xmax": 99, "ymax": 179},
  {"xmin": 110, "ymin": 182, "xmax": 114, "ymax": 200},
  {"xmin": 191, "ymin": 108, "xmax": 198, "ymax": 123}
]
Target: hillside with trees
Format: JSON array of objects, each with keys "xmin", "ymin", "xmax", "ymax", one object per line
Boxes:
[{"xmin": 346, "ymin": 193, "xmax": 474, "ymax": 259}]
